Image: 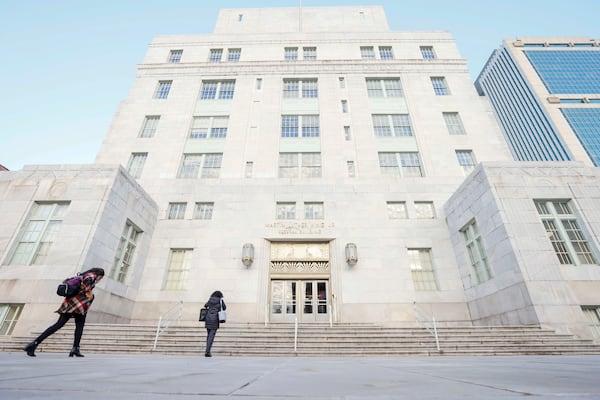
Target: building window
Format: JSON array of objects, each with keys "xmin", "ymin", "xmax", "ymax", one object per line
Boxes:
[
  {"xmin": 456, "ymin": 150, "xmax": 476, "ymax": 175},
  {"xmin": 461, "ymin": 219, "xmax": 493, "ymax": 284},
  {"xmin": 420, "ymin": 46, "xmax": 436, "ymax": 60},
  {"xmin": 379, "ymin": 46, "xmax": 394, "ymax": 60},
  {"xmin": 7, "ymin": 202, "xmax": 69, "ymax": 265},
  {"xmin": 0, "ymin": 304, "xmax": 23, "ymax": 336},
  {"xmin": 163, "ymin": 249, "xmax": 192, "ymax": 290},
  {"xmin": 139, "ymin": 115, "xmax": 160, "ymax": 138},
  {"xmin": 372, "ymin": 114, "xmax": 413, "ymax": 137},
  {"xmin": 194, "ymin": 202, "xmax": 214, "ymax": 220},
  {"xmin": 534, "ymin": 200, "xmax": 597, "ymax": 265},
  {"xmin": 209, "ymin": 48, "xmax": 223, "ymax": 62},
  {"xmin": 200, "ymin": 80, "xmax": 235, "ymax": 100},
  {"xmin": 339, "ymin": 77, "xmax": 346, "ymax": 89},
  {"xmin": 189, "ymin": 116, "xmax": 229, "ymax": 139},
  {"xmin": 276, "ymin": 202, "xmax": 296, "ymax": 220},
  {"xmin": 379, "ymin": 152, "xmax": 423, "ymax": 177},
  {"xmin": 366, "ymin": 78, "xmax": 403, "ymax": 97},
  {"xmin": 110, "ymin": 220, "xmax": 141, "ymax": 283},
  {"xmin": 443, "ymin": 112, "xmax": 465, "ymax": 135},
  {"xmin": 279, "ymin": 152, "xmax": 322, "ymax": 178},
  {"xmin": 127, "ymin": 153, "xmax": 147, "ymax": 179},
  {"xmin": 168, "ymin": 50, "xmax": 183, "ymax": 63},
  {"xmin": 283, "ymin": 79, "xmax": 318, "ymax": 98},
  {"xmin": 408, "ymin": 249, "xmax": 439, "ymax": 291},
  {"xmin": 360, "ymin": 46, "xmax": 375, "ymax": 60},
  {"xmin": 304, "ymin": 202, "xmax": 324, "ymax": 219},
  {"xmin": 154, "ymin": 80, "xmax": 172, "ymax": 99},
  {"xmin": 344, "ymin": 126, "xmax": 351, "ymax": 141},
  {"xmin": 227, "ymin": 48, "xmax": 241, "ymax": 62},
  {"xmin": 303, "ymin": 47, "xmax": 317, "ymax": 60},
  {"xmin": 431, "ymin": 77, "xmax": 449, "ymax": 96},
  {"xmin": 341, "ymin": 100, "xmax": 348, "ymax": 113},
  {"xmin": 347, "ymin": 161, "xmax": 356, "ymax": 177},
  {"xmin": 414, "ymin": 201, "xmax": 435, "ymax": 219},
  {"xmin": 284, "ymin": 47, "xmax": 298, "ymax": 61},
  {"xmin": 582, "ymin": 307, "xmax": 600, "ymax": 340},
  {"xmin": 167, "ymin": 203, "xmax": 187, "ymax": 220},
  {"xmin": 387, "ymin": 201, "xmax": 407, "ymax": 219},
  {"xmin": 256, "ymin": 78, "xmax": 262, "ymax": 90},
  {"xmin": 178, "ymin": 153, "xmax": 222, "ymax": 178},
  {"xmin": 281, "ymin": 115, "xmax": 320, "ymax": 138},
  {"xmin": 245, "ymin": 161, "xmax": 253, "ymax": 178}
]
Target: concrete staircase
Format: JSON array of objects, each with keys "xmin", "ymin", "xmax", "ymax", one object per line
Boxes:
[{"xmin": 3, "ymin": 323, "xmax": 600, "ymax": 356}]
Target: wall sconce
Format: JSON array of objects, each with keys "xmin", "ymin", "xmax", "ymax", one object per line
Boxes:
[
  {"xmin": 345, "ymin": 243, "xmax": 358, "ymax": 266},
  {"xmin": 242, "ymin": 243, "xmax": 255, "ymax": 267}
]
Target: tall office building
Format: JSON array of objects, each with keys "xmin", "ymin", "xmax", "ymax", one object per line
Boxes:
[{"xmin": 476, "ymin": 37, "xmax": 600, "ymax": 166}]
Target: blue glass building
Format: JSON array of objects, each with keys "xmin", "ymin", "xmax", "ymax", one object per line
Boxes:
[{"xmin": 475, "ymin": 38, "xmax": 600, "ymax": 166}]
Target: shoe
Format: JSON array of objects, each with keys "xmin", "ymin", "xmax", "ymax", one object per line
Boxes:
[
  {"xmin": 205, "ymin": 352, "xmax": 212, "ymax": 357},
  {"xmin": 69, "ymin": 346, "xmax": 84, "ymax": 357},
  {"xmin": 23, "ymin": 341, "xmax": 38, "ymax": 357}
]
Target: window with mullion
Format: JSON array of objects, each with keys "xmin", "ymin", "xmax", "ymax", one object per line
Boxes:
[
  {"xmin": 227, "ymin": 48, "xmax": 241, "ymax": 62},
  {"xmin": 378, "ymin": 152, "xmax": 423, "ymax": 177},
  {"xmin": 209, "ymin": 48, "xmax": 223, "ymax": 62},
  {"xmin": 284, "ymin": 47, "xmax": 298, "ymax": 61},
  {"xmin": 163, "ymin": 249, "xmax": 192, "ymax": 290},
  {"xmin": 0, "ymin": 304, "xmax": 23, "ymax": 336},
  {"xmin": 443, "ymin": 112, "xmax": 465, "ymax": 135},
  {"xmin": 372, "ymin": 114, "xmax": 413, "ymax": 137},
  {"xmin": 200, "ymin": 80, "xmax": 235, "ymax": 100},
  {"xmin": 276, "ymin": 202, "xmax": 296, "ymax": 219},
  {"xmin": 408, "ymin": 248, "xmax": 439, "ymax": 291},
  {"xmin": 178, "ymin": 153, "xmax": 222, "ymax": 179},
  {"xmin": 283, "ymin": 79, "xmax": 318, "ymax": 98},
  {"xmin": 360, "ymin": 46, "xmax": 375, "ymax": 60},
  {"xmin": 167, "ymin": 203, "xmax": 187, "ymax": 220},
  {"xmin": 278, "ymin": 152, "xmax": 321, "ymax": 178},
  {"xmin": 420, "ymin": 46, "xmax": 436, "ymax": 60},
  {"xmin": 168, "ymin": 50, "xmax": 183, "ymax": 63},
  {"xmin": 379, "ymin": 46, "xmax": 394, "ymax": 60},
  {"xmin": 110, "ymin": 220, "xmax": 141, "ymax": 283},
  {"xmin": 431, "ymin": 77, "xmax": 449, "ymax": 95},
  {"xmin": 127, "ymin": 153, "xmax": 147, "ymax": 179},
  {"xmin": 139, "ymin": 115, "xmax": 160, "ymax": 138},
  {"xmin": 455, "ymin": 150, "xmax": 476, "ymax": 174},
  {"xmin": 154, "ymin": 80, "xmax": 172, "ymax": 99},
  {"xmin": 461, "ymin": 220, "xmax": 492, "ymax": 284},
  {"xmin": 194, "ymin": 202, "xmax": 214, "ymax": 220},
  {"xmin": 303, "ymin": 47, "xmax": 317, "ymax": 60},
  {"xmin": 281, "ymin": 115, "xmax": 319, "ymax": 138},
  {"xmin": 304, "ymin": 202, "xmax": 324, "ymax": 219},
  {"xmin": 366, "ymin": 78, "xmax": 403, "ymax": 97}
]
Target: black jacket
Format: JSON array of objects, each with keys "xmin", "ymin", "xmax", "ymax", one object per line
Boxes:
[{"xmin": 204, "ymin": 295, "xmax": 226, "ymax": 330}]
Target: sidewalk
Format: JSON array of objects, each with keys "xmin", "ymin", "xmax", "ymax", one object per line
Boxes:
[{"xmin": 1, "ymin": 352, "xmax": 599, "ymax": 399}]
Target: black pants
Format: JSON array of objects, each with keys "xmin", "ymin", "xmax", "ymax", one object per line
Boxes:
[
  {"xmin": 206, "ymin": 328, "xmax": 217, "ymax": 354},
  {"xmin": 35, "ymin": 313, "xmax": 86, "ymax": 347}
]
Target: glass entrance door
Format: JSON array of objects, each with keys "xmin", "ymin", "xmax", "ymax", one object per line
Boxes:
[{"xmin": 270, "ymin": 280, "xmax": 328, "ymax": 323}]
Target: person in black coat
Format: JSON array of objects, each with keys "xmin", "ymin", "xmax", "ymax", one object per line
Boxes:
[{"xmin": 204, "ymin": 290, "xmax": 226, "ymax": 357}]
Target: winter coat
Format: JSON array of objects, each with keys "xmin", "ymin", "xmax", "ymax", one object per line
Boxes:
[
  {"xmin": 56, "ymin": 272, "xmax": 100, "ymax": 315},
  {"xmin": 204, "ymin": 295, "xmax": 226, "ymax": 330}
]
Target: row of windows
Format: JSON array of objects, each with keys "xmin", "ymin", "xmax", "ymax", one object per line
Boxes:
[
  {"xmin": 127, "ymin": 150, "xmax": 477, "ymax": 180},
  {"xmin": 166, "ymin": 45, "xmax": 439, "ymax": 63}
]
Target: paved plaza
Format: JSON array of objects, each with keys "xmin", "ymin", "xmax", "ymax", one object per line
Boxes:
[{"xmin": 1, "ymin": 352, "xmax": 599, "ymax": 399}]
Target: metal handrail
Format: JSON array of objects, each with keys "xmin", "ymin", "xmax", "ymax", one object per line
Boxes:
[
  {"xmin": 294, "ymin": 315, "xmax": 298, "ymax": 352},
  {"xmin": 412, "ymin": 301, "xmax": 441, "ymax": 352},
  {"xmin": 153, "ymin": 300, "xmax": 184, "ymax": 351}
]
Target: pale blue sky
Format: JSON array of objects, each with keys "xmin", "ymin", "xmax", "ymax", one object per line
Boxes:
[{"xmin": 1, "ymin": 0, "xmax": 597, "ymax": 171}]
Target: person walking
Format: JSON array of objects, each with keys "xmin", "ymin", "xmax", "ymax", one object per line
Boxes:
[
  {"xmin": 203, "ymin": 290, "xmax": 226, "ymax": 357},
  {"xmin": 23, "ymin": 267, "xmax": 105, "ymax": 357}
]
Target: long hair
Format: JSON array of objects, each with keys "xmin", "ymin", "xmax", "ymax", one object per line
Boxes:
[
  {"xmin": 210, "ymin": 290, "xmax": 223, "ymax": 298},
  {"xmin": 81, "ymin": 267, "xmax": 105, "ymax": 277}
]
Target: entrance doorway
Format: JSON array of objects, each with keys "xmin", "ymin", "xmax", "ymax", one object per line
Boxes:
[{"xmin": 270, "ymin": 280, "xmax": 329, "ymax": 323}]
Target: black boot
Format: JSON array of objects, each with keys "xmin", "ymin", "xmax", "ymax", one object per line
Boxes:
[
  {"xmin": 23, "ymin": 340, "xmax": 38, "ymax": 357},
  {"xmin": 69, "ymin": 346, "xmax": 84, "ymax": 357}
]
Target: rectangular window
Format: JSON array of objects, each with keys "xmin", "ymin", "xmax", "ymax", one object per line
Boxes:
[
  {"xmin": 256, "ymin": 78, "xmax": 262, "ymax": 90},
  {"xmin": 341, "ymin": 100, "xmax": 348, "ymax": 113},
  {"xmin": 378, "ymin": 152, "xmax": 423, "ymax": 177},
  {"xmin": 281, "ymin": 115, "xmax": 319, "ymax": 138},
  {"xmin": 154, "ymin": 80, "xmax": 172, "ymax": 99},
  {"xmin": 304, "ymin": 202, "xmax": 324, "ymax": 219},
  {"xmin": 372, "ymin": 114, "xmax": 413, "ymax": 137},
  {"xmin": 339, "ymin": 77, "xmax": 346, "ymax": 89},
  {"xmin": 387, "ymin": 201, "xmax": 407, "ymax": 219},
  {"xmin": 283, "ymin": 79, "xmax": 318, "ymax": 98},
  {"xmin": 245, "ymin": 161, "xmax": 253, "ymax": 178},
  {"xmin": 276, "ymin": 202, "xmax": 296, "ymax": 220},
  {"xmin": 443, "ymin": 112, "xmax": 466, "ymax": 135},
  {"xmin": 110, "ymin": 220, "xmax": 141, "ymax": 283},
  {"xmin": 582, "ymin": 307, "xmax": 600, "ymax": 340},
  {"xmin": 420, "ymin": 46, "xmax": 436, "ymax": 60},
  {"xmin": 284, "ymin": 47, "xmax": 298, "ymax": 61},
  {"xmin": 344, "ymin": 126, "xmax": 351, "ymax": 141},
  {"xmin": 347, "ymin": 161, "xmax": 356, "ymax": 177},
  {"xmin": 431, "ymin": 77, "xmax": 449, "ymax": 96},
  {"xmin": 0, "ymin": 304, "xmax": 23, "ymax": 336},
  {"xmin": 200, "ymin": 80, "xmax": 235, "ymax": 100},
  {"xmin": 163, "ymin": 249, "xmax": 192, "ymax": 290},
  {"xmin": 227, "ymin": 48, "xmax": 241, "ymax": 62},
  {"xmin": 189, "ymin": 116, "xmax": 229, "ymax": 139},
  {"xmin": 167, "ymin": 203, "xmax": 187, "ymax": 220},
  {"xmin": 7, "ymin": 202, "xmax": 69, "ymax": 265},
  {"xmin": 414, "ymin": 201, "xmax": 435, "ymax": 219},
  {"xmin": 360, "ymin": 46, "xmax": 375, "ymax": 60},
  {"xmin": 408, "ymin": 249, "xmax": 439, "ymax": 291},
  {"xmin": 139, "ymin": 115, "xmax": 160, "ymax": 138},
  {"xmin": 209, "ymin": 48, "xmax": 223, "ymax": 62},
  {"xmin": 366, "ymin": 78, "xmax": 403, "ymax": 97},
  {"xmin": 379, "ymin": 46, "xmax": 394, "ymax": 60},
  {"xmin": 461, "ymin": 220, "xmax": 492, "ymax": 284},
  {"xmin": 279, "ymin": 152, "xmax": 322, "ymax": 178},
  {"xmin": 193, "ymin": 202, "xmax": 214, "ymax": 220},
  {"xmin": 127, "ymin": 153, "xmax": 147, "ymax": 179},
  {"xmin": 303, "ymin": 47, "xmax": 317, "ymax": 60},
  {"xmin": 456, "ymin": 150, "xmax": 476, "ymax": 175},
  {"xmin": 535, "ymin": 200, "xmax": 597, "ymax": 265},
  {"xmin": 168, "ymin": 50, "xmax": 183, "ymax": 63},
  {"xmin": 178, "ymin": 153, "xmax": 222, "ymax": 179}
]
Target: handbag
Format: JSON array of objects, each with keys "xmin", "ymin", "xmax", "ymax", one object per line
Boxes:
[
  {"xmin": 218, "ymin": 299, "xmax": 226, "ymax": 323},
  {"xmin": 199, "ymin": 307, "xmax": 208, "ymax": 322},
  {"xmin": 56, "ymin": 275, "xmax": 83, "ymax": 298}
]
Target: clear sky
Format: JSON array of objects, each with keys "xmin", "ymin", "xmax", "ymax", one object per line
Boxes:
[{"xmin": 1, "ymin": 0, "xmax": 598, "ymax": 171}]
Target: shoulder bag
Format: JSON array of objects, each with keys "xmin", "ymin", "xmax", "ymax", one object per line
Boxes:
[{"xmin": 218, "ymin": 299, "xmax": 226, "ymax": 323}]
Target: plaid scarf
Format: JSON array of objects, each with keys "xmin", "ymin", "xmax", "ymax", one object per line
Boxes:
[{"xmin": 56, "ymin": 272, "xmax": 99, "ymax": 315}]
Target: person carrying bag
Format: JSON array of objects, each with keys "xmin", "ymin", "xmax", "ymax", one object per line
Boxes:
[{"xmin": 202, "ymin": 290, "xmax": 226, "ymax": 357}]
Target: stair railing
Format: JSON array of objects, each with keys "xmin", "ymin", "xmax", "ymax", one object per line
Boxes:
[
  {"xmin": 294, "ymin": 315, "xmax": 298, "ymax": 352},
  {"xmin": 153, "ymin": 300, "xmax": 184, "ymax": 351},
  {"xmin": 412, "ymin": 301, "xmax": 441, "ymax": 352}
]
